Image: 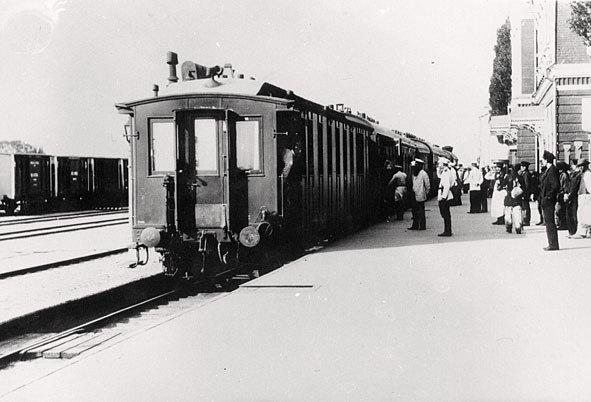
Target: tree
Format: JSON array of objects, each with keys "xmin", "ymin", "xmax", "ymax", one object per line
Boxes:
[
  {"xmin": 568, "ymin": 1, "xmax": 591, "ymax": 47},
  {"xmin": 489, "ymin": 18, "xmax": 512, "ymax": 116}
]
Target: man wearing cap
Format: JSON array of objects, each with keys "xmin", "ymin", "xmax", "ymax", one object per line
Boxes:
[
  {"xmin": 437, "ymin": 157, "xmax": 455, "ymax": 236},
  {"xmin": 518, "ymin": 161, "xmax": 532, "ymax": 226},
  {"xmin": 540, "ymin": 151, "xmax": 560, "ymax": 250},
  {"xmin": 408, "ymin": 158, "xmax": 430, "ymax": 230},
  {"xmin": 387, "ymin": 164, "xmax": 408, "ymax": 221}
]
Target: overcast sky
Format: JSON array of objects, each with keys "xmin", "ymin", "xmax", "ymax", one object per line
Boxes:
[{"xmin": 1, "ymin": 0, "xmax": 513, "ymax": 161}]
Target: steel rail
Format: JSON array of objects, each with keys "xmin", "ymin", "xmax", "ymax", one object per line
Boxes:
[
  {"xmin": 0, "ymin": 209, "xmax": 128, "ymax": 227},
  {"xmin": 0, "ymin": 287, "xmax": 179, "ymax": 368},
  {"xmin": 0, "ymin": 218, "xmax": 128, "ymax": 242},
  {"xmin": 0, "ymin": 248, "xmax": 129, "ymax": 280}
]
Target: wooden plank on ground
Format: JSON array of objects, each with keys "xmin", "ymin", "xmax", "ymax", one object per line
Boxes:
[
  {"xmin": 23, "ymin": 333, "xmax": 86, "ymax": 358},
  {"xmin": 61, "ymin": 331, "xmax": 121, "ymax": 359},
  {"xmin": 43, "ymin": 333, "xmax": 99, "ymax": 359}
]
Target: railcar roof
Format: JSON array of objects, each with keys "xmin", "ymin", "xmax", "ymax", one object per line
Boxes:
[
  {"xmin": 158, "ymin": 77, "xmax": 269, "ymax": 97},
  {"xmin": 117, "ymin": 78, "xmax": 298, "ymax": 109},
  {"xmin": 0, "ymin": 152, "xmax": 50, "ymax": 157}
]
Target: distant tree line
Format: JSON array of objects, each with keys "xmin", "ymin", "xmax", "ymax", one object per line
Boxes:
[
  {"xmin": 0, "ymin": 140, "xmax": 44, "ymax": 154},
  {"xmin": 488, "ymin": 18, "xmax": 512, "ymax": 116}
]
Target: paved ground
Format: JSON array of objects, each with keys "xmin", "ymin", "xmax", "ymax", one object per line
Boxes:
[{"xmin": 3, "ymin": 197, "xmax": 591, "ymax": 401}]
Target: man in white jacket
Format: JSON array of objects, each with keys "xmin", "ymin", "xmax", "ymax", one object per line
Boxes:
[
  {"xmin": 437, "ymin": 157, "xmax": 456, "ymax": 237},
  {"xmin": 466, "ymin": 162, "xmax": 483, "ymax": 213}
]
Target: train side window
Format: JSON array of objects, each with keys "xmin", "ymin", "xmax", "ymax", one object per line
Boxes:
[
  {"xmin": 335, "ymin": 121, "xmax": 341, "ymax": 174},
  {"xmin": 306, "ymin": 112, "xmax": 314, "ymax": 175},
  {"xmin": 194, "ymin": 118, "xmax": 218, "ymax": 175},
  {"xmin": 356, "ymin": 129, "xmax": 365, "ymax": 174},
  {"xmin": 236, "ymin": 117, "xmax": 262, "ymax": 174},
  {"xmin": 149, "ymin": 119, "xmax": 176, "ymax": 174},
  {"xmin": 317, "ymin": 115, "xmax": 324, "ymax": 173},
  {"xmin": 326, "ymin": 119, "xmax": 333, "ymax": 173}
]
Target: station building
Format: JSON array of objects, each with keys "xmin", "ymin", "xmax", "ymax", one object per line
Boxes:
[{"xmin": 510, "ymin": 0, "xmax": 591, "ymax": 169}]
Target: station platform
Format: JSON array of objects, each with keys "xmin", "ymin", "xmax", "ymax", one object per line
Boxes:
[{"xmin": 3, "ymin": 198, "xmax": 591, "ymax": 401}]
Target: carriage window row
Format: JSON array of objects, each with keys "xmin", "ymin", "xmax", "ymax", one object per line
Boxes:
[
  {"xmin": 148, "ymin": 117, "xmax": 263, "ymax": 176},
  {"xmin": 303, "ymin": 114, "xmax": 366, "ymax": 176}
]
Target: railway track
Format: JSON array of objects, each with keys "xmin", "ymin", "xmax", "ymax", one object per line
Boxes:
[
  {"xmin": 0, "ymin": 248, "xmax": 129, "ymax": 280},
  {"xmin": 0, "ymin": 209, "xmax": 128, "ymax": 227},
  {"xmin": 0, "ymin": 216, "xmax": 128, "ymax": 242},
  {"xmin": 0, "ymin": 278, "xmax": 231, "ymax": 370}
]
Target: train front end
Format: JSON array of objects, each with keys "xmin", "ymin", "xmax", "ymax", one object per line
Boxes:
[{"xmin": 116, "ymin": 52, "xmax": 291, "ymax": 280}]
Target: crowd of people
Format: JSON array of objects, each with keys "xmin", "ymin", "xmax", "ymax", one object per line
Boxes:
[
  {"xmin": 382, "ymin": 157, "xmax": 459, "ymax": 237},
  {"xmin": 382, "ymin": 152, "xmax": 591, "ymax": 250}
]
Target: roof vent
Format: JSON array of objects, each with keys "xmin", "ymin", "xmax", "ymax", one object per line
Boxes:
[
  {"xmin": 181, "ymin": 61, "xmax": 221, "ymax": 80},
  {"xmin": 222, "ymin": 63, "xmax": 234, "ymax": 78},
  {"xmin": 166, "ymin": 51, "xmax": 179, "ymax": 83}
]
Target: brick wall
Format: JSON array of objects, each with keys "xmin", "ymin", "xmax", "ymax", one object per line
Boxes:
[
  {"xmin": 516, "ymin": 128, "xmax": 536, "ymax": 163},
  {"xmin": 556, "ymin": 2, "xmax": 591, "ymax": 64},
  {"xmin": 557, "ymin": 90, "xmax": 590, "ymax": 161}
]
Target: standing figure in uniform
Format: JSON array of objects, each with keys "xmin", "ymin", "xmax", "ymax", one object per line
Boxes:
[
  {"xmin": 540, "ymin": 151, "xmax": 560, "ymax": 251},
  {"xmin": 408, "ymin": 159, "xmax": 430, "ymax": 230},
  {"xmin": 555, "ymin": 161, "xmax": 570, "ymax": 231},
  {"xmin": 437, "ymin": 157, "xmax": 455, "ymax": 237},
  {"xmin": 518, "ymin": 161, "xmax": 532, "ymax": 226},
  {"xmin": 387, "ymin": 164, "xmax": 407, "ymax": 221},
  {"xmin": 480, "ymin": 167, "xmax": 489, "ymax": 212}
]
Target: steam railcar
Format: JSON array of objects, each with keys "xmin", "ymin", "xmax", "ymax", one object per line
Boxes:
[{"xmin": 117, "ymin": 52, "xmax": 457, "ymax": 280}]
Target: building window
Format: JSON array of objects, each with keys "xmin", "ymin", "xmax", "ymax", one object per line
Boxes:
[
  {"xmin": 236, "ymin": 117, "xmax": 262, "ymax": 173},
  {"xmin": 150, "ymin": 119, "xmax": 176, "ymax": 174},
  {"xmin": 194, "ymin": 118, "xmax": 218, "ymax": 175}
]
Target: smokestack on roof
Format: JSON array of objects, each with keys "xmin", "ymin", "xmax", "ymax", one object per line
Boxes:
[{"xmin": 167, "ymin": 51, "xmax": 179, "ymax": 83}]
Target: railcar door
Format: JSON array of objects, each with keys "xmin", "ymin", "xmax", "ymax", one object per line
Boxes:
[{"xmin": 175, "ymin": 109, "xmax": 247, "ymax": 240}]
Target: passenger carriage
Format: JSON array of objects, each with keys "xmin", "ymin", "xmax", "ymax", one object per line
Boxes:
[{"xmin": 117, "ymin": 52, "xmax": 456, "ymax": 280}]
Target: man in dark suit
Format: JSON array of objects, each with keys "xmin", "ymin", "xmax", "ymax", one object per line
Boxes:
[
  {"xmin": 540, "ymin": 151, "xmax": 560, "ymax": 250},
  {"xmin": 518, "ymin": 161, "xmax": 532, "ymax": 226},
  {"xmin": 565, "ymin": 159, "xmax": 582, "ymax": 237}
]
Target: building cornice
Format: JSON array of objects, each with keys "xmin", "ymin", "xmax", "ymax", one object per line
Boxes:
[{"xmin": 532, "ymin": 63, "xmax": 591, "ymax": 103}]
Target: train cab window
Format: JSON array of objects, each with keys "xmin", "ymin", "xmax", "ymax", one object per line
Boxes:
[
  {"xmin": 194, "ymin": 118, "xmax": 218, "ymax": 175},
  {"xmin": 236, "ymin": 117, "xmax": 262, "ymax": 173},
  {"xmin": 149, "ymin": 120, "xmax": 176, "ymax": 174}
]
